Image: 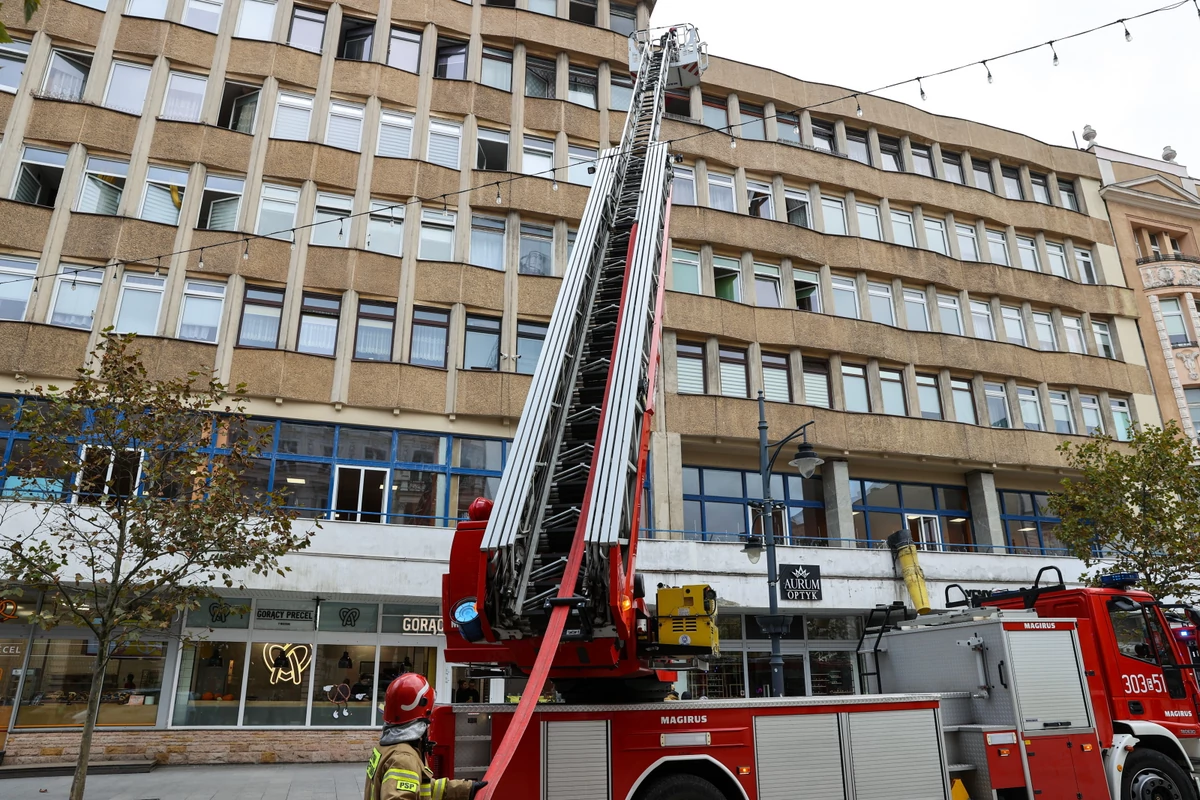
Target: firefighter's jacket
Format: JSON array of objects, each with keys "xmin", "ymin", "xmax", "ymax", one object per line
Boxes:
[{"xmin": 365, "ymin": 727, "xmax": 475, "ymax": 800}]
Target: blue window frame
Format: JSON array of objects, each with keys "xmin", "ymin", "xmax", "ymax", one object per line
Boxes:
[
  {"xmin": 998, "ymin": 491, "xmax": 1064, "ymax": 555},
  {"xmin": 681, "ymin": 466, "xmax": 826, "ymax": 545},
  {"xmin": 849, "ymin": 480, "xmax": 973, "ymax": 551}
]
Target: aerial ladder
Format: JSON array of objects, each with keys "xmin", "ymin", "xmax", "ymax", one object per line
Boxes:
[{"xmin": 441, "ymin": 24, "xmax": 710, "ymax": 796}]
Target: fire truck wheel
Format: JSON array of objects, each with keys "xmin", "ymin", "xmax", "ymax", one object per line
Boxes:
[
  {"xmin": 1121, "ymin": 748, "xmax": 1198, "ymax": 800},
  {"xmin": 639, "ymin": 773, "xmax": 726, "ymax": 800}
]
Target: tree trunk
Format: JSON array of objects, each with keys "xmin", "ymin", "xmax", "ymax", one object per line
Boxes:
[{"xmin": 69, "ymin": 644, "xmax": 108, "ymax": 800}]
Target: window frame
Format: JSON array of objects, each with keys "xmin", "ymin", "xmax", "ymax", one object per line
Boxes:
[
  {"xmin": 937, "ymin": 294, "xmax": 962, "ymax": 335},
  {"xmin": 1048, "ymin": 390, "xmax": 1075, "ymax": 434},
  {"xmin": 830, "ymin": 276, "xmax": 859, "ymax": 319},
  {"xmin": 1017, "ymin": 386, "xmax": 1044, "ymax": 432},
  {"xmin": 970, "ymin": 300, "xmax": 995, "ymax": 340},
  {"xmin": 481, "ymin": 46, "xmax": 513, "ymax": 92},
  {"xmin": 1001, "ymin": 166, "xmax": 1023, "ymax": 200},
  {"xmin": 707, "ymin": 171, "xmax": 735, "ymax": 213},
  {"xmin": 48, "ymin": 268, "xmax": 104, "ymax": 330},
  {"xmin": 161, "ymin": 70, "xmax": 207, "ymax": 122},
  {"xmin": 903, "ymin": 289, "xmax": 929, "ymax": 332},
  {"xmin": 112, "ymin": 272, "xmax": 166, "ymax": 335},
  {"xmin": 1001, "ymin": 306, "xmax": 1026, "ymax": 346},
  {"xmin": 237, "ymin": 285, "xmax": 285, "ymax": 349},
  {"xmin": 675, "ymin": 341, "xmax": 706, "ymax": 395},
  {"xmin": 718, "ymin": 346, "xmax": 749, "ymax": 399},
  {"xmin": 0, "ymin": 256, "xmax": 37, "ymax": 321},
  {"xmin": 879, "ymin": 368, "xmax": 907, "ymax": 416},
  {"xmin": 325, "ymin": 100, "xmax": 365, "ymax": 152},
  {"xmin": 177, "ymin": 279, "xmax": 226, "ymax": 343},
  {"xmin": 867, "ymin": 281, "xmax": 894, "ymax": 326},
  {"xmin": 841, "ymin": 364, "xmax": 870, "ymax": 413},
  {"xmin": 856, "ymin": 202, "xmax": 882, "ymax": 240},
  {"xmin": 417, "ymin": 209, "xmax": 456, "ymax": 261},
  {"xmin": 821, "ymin": 196, "xmax": 847, "ymax": 235},
  {"xmin": 761, "ymin": 352, "xmax": 791, "ymax": 403},
  {"xmin": 0, "ymin": 39, "xmax": 31, "ymax": 94},
  {"xmin": 984, "ymin": 382, "xmax": 1010, "ymax": 429},
  {"xmin": 915, "ymin": 374, "xmax": 942, "ymax": 420},
  {"xmin": 951, "ymin": 379, "xmax": 976, "ymax": 425},
  {"xmin": 287, "ymin": 5, "xmax": 327, "ymax": 53},
  {"xmin": 354, "ymin": 300, "xmax": 398, "ymax": 362},
  {"xmin": 410, "ymin": 307, "xmax": 450, "ymax": 368}
]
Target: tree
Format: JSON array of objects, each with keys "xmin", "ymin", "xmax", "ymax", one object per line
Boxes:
[
  {"xmin": 1048, "ymin": 420, "xmax": 1200, "ymax": 603},
  {"xmin": 0, "ymin": 0, "xmax": 40, "ymax": 44},
  {"xmin": 0, "ymin": 334, "xmax": 311, "ymax": 800}
]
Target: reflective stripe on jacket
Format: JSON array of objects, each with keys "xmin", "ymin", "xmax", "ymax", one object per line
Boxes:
[{"xmin": 365, "ymin": 741, "xmax": 474, "ymax": 800}]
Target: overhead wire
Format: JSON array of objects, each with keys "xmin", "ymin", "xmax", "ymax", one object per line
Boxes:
[{"xmin": 0, "ymin": 0, "xmax": 1195, "ymax": 293}]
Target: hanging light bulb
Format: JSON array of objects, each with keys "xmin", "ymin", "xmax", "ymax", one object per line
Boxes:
[
  {"xmin": 495, "ymin": 184, "xmax": 503, "ymax": 204},
  {"xmin": 552, "ymin": 178, "xmax": 559, "ymax": 191},
  {"xmin": 70, "ymin": 275, "xmax": 77, "ymax": 291},
  {"xmin": 338, "ymin": 217, "xmax": 344, "ymax": 240},
  {"xmin": 1050, "ymin": 41, "xmax": 1059, "ymax": 66},
  {"xmin": 243, "ymin": 240, "xmax": 250, "ymax": 260},
  {"xmin": 198, "ymin": 249, "xmax": 205, "ymax": 270},
  {"xmin": 982, "ymin": 60, "xmax": 993, "ymax": 84},
  {"xmin": 918, "ymin": 77, "xmax": 927, "ymax": 102},
  {"xmin": 111, "ymin": 264, "xmax": 118, "ymax": 281},
  {"xmin": 1122, "ymin": 20, "xmax": 1132, "ymax": 42},
  {"xmin": 855, "ymin": 95, "xmax": 863, "ymax": 117},
  {"xmin": 729, "ymin": 133, "xmax": 737, "ymax": 149},
  {"xmin": 154, "ymin": 256, "xmax": 161, "ymax": 278}
]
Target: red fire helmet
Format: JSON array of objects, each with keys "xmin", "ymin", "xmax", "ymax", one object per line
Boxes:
[{"xmin": 382, "ymin": 673, "xmax": 433, "ymax": 725}]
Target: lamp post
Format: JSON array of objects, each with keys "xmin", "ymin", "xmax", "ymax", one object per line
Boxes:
[{"xmin": 742, "ymin": 390, "xmax": 823, "ymax": 698}]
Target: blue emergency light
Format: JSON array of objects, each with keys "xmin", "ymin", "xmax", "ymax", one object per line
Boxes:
[{"xmin": 1099, "ymin": 572, "xmax": 1140, "ymax": 588}]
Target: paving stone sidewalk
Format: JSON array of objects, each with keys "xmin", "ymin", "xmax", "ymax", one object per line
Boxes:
[{"xmin": 0, "ymin": 762, "xmax": 364, "ymax": 800}]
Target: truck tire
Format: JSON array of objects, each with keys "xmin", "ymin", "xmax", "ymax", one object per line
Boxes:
[
  {"xmin": 1122, "ymin": 748, "xmax": 1199, "ymax": 800},
  {"xmin": 640, "ymin": 774, "xmax": 726, "ymax": 800}
]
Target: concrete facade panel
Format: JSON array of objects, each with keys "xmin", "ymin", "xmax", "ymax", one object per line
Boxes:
[
  {"xmin": 133, "ymin": 336, "xmax": 219, "ymax": 382},
  {"xmin": 25, "ymin": 100, "xmax": 138, "ymax": 154},
  {"xmin": 351, "ymin": 251, "xmax": 402, "ymax": 299},
  {"xmin": 516, "ymin": 274, "xmax": 562, "ymax": 317},
  {"xmin": 39, "ymin": 1, "xmax": 102, "ymax": 46},
  {"xmin": 374, "ymin": 66, "xmax": 422, "ymax": 108},
  {"xmin": 0, "ymin": 322, "xmax": 89, "ymax": 379},
  {"xmin": 413, "ymin": 260, "xmax": 505, "ymax": 310},
  {"xmin": 303, "ymin": 246, "xmax": 354, "ymax": 292},
  {"xmin": 348, "ymin": 362, "xmax": 447, "ymax": 412},
  {"xmin": 0, "ymin": 200, "xmax": 53, "ymax": 253},
  {"xmin": 480, "ymin": 7, "xmax": 626, "ymax": 61}
]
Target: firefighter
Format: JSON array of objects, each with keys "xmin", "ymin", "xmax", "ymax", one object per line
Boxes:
[{"xmin": 365, "ymin": 673, "xmax": 487, "ymax": 800}]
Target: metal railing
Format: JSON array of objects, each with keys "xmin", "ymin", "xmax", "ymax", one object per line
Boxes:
[
  {"xmin": 1137, "ymin": 253, "xmax": 1200, "ymax": 266},
  {"xmin": 638, "ymin": 528, "xmax": 1073, "ymax": 556}
]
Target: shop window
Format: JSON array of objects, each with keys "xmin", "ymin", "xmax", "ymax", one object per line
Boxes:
[
  {"xmin": 178, "ymin": 280, "xmax": 226, "ymax": 343},
  {"xmin": 243, "ymin": 641, "xmax": 312, "ymax": 726},
  {"xmin": 0, "ymin": 256, "xmax": 37, "ymax": 321},
  {"xmin": 238, "ymin": 286, "xmax": 285, "ymax": 348},
  {"xmin": 366, "ymin": 201, "xmax": 403, "ymax": 256},
  {"xmin": 748, "ymin": 652, "xmax": 806, "ymax": 698},
  {"xmin": 76, "ymin": 156, "xmax": 127, "ymax": 216},
  {"xmin": 288, "ymin": 6, "xmax": 326, "ymax": 53},
  {"xmin": 516, "ymin": 321, "xmax": 547, "ymax": 375},
  {"xmin": 337, "ymin": 15, "xmax": 374, "ymax": 61},
  {"xmin": 104, "ymin": 61, "xmax": 151, "ymax": 114},
  {"xmin": 464, "ymin": 315, "xmax": 501, "ymax": 370},
  {"xmin": 311, "ymin": 644, "xmax": 377, "ymax": 725},
  {"xmin": 236, "ymin": 0, "xmax": 275, "ymax": 40},
  {"xmin": 525, "ymin": 56, "xmax": 556, "ymax": 99},
  {"xmin": 481, "ymin": 47, "xmax": 513, "ymax": 92},
  {"xmin": 49, "ymin": 268, "xmax": 103, "ymax": 330},
  {"xmin": 114, "ymin": 273, "xmax": 166, "ymax": 335},
  {"xmin": 140, "ymin": 166, "xmax": 188, "ymax": 225},
  {"xmin": 387, "ymin": 27, "xmax": 421, "ymax": 72},
  {"xmin": 410, "ymin": 308, "xmax": 449, "ymax": 368},
  {"xmin": 435, "ymin": 38, "xmax": 468, "ymax": 80},
  {"xmin": 173, "ymin": 641, "xmax": 248, "ymax": 726},
  {"xmin": 13, "ymin": 145, "xmax": 66, "ymax": 207}
]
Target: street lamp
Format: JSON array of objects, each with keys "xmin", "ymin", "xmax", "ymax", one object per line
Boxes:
[{"xmin": 745, "ymin": 390, "xmax": 823, "ymax": 698}]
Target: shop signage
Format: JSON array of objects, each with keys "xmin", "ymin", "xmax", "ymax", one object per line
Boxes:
[
  {"xmin": 0, "ymin": 599, "xmax": 17, "ymax": 621},
  {"xmin": 0, "ymin": 643, "xmax": 23, "ymax": 657},
  {"xmin": 263, "ymin": 643, "xmax": 311, "ymax": 685},
  {"xmin": 781, "ymin": 564, "xmax": 823, "ymax": 602},
  {"xmin": 254, "ymin": 604, "xmax": 317, "ymax": 630},
  {"xmin": 398, "ymin": 615, "xmax": 443, "ymax": 635}
]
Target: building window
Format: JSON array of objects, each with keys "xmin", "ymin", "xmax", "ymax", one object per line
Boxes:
[
  {"xmin": 1075, "ymin": 248, "xmax": 1098, "ymax": 284},
  {"xmin": 747, "ymin": 180, "xmax": 773, "ymax": 219},
  {"xmin": 972, "ymin": 158, "xmax": 994, "ymax": 193},
  {"xmin": 1017, "ymin": 387, "xmax": 1043, "ymax": 431},
  {"xmin": 822, "ymin": 196, "xmax": 847, "ymax": 235},
  {"xmin": 1160, "ymin": 298, "xmax": 1191, "ymax": 345},
  {"xmin": 878, "ymin": 136, "xmax": 902, "ymax": 171},
  {"xmin": 937, "ymin": 294, "xmax": 962, "ymax": 335},
  {"xmin": 682, "ymin": 467, "xmax": 826, "ymax": 546},
  {"xmin": 673, "ymin": 166, "xmax": 695, "ymax": 205},
  {"xmin": 712, "ymin": 256, "xmax": 741, "ymax": 302},
  {"xmin": 256, "ymin": 184, "xmax": 299, "ymax": 240},
  {"xmin": 1016, "ymin": 236, "xmax": 1039, "ymax": 271},
  {"xmin": 113, "ymin": 273, "xmax": 165, "ymax": 335},
  {"xmin": 1001, "ymin": 306, "xmax": 1025, "ymax": 346},
  {"xmin": 76, "ymin": 156, "xmax": 127, "ymax": 215},
  {"xmin": 434, "ymin": 38, "xmax": 468, "ymax": 80},
  {"xmin": 522, "ymin": 136, "xmax": 554, "ymax": 176},
  {"xmin": 0, "ymin": 39, "xmax": 29, "ymax": 94},
  {"xmin": 272, "ymin": 91, "xmax": 313, "ymax": 140},
  {"xmin": 294, "ymin": 294, "xmax": 339, "ymax": 356},
  {"xmin": 762, "ymin": 353, "xmax": 790, "ymax": 403},
  {"xmin": 568, "ymin": 0, "xmax": 596, "ymax": 24},
  {"xmin": 411, "ymin": 308, "xmax": 450, "ymax": 368},
  {"xmin": 676, "ymin": 342, "xmax": 705, "ymax": 394},
  {"xmin": 525, "ymin": 56, "xmax": 556, "ymax": 99},
  {"xmin": 418, "ymin": 210, "xmax": 456, "ymax": 261},
  {"xmin": 1029, "ymin": 173, "xmax": 1050, "ymax": 204},
  {"xmin": 999, "ymin": 491, "xmax": 1062, "ymax": 554},
  {"xmin": 42, "ymin": 49, "xmax": 92, "ymax": 102},
  {"xmin": 739, "ymin": 103, "xmax": 765, "ymax": 140},
  {"xmin": 103, "ymin": 61, "xmax": 152, "ymax": 114},
  {"xmin": 879, "ymin": 368, "xmax": 907, "ymax": 416},
  {"xmin": 803, "ymin": 360, "xmax": 830, "ymax": 408},
  {"xmin": 463, "ymin": 315, "xmax": 500, "ymax": 370},
  {"xmin": 310, "ymin": 193, "xmax": 352, "ymax": 247},
  {"xmin": 1001, "ymin": 167, "xmax": 1023, "ymax": 200},
  {"xmin": 1059, "ymin": 180, "xmax": 1079, "ymax": 211},
  {"xmin": 528, "ymin": 0, "xmax": 555, "ymax": 12},
  {"xmin": 841, "ymin": 364, "xmax": 870, "ymax": 413},
  {"xmin": 951, "ymin": 379, "xmax": 976, "ymax": 424},
  {"xmin": 986, "ymin": 230, "xmax": 1009, "ymax": 265},
  {"xmin": 984, "ymin": 382, "xmax": 1009, "ymax": 428},
  {"xmin": 609, "ymin": 70, "xmax": 633, "ymax": 111},
  {"xmin": 890, "ymin": 210, "xmax": 915, "ymax": 247},
  {"xmin": 1048, "ymin": 390, "xmax": 1075, "ymax": 434},
  {"xmin": 785, "ymin": 189, "xmax": 809, "ymax": 228},
  {"xmin": 1063, "ymin": 316, "xmax": 1085, "ymax": 353},
  {"xmin": 469, "ymin": 216, "xmax": 505, "ymax": 271},
  {"xmin": 235, "ymin": 0, "xmax": 276, "ymax": 39},
  {"xmin": 857, "ymin": 203, "xmax": 881, "ymax": 240},
  {"xmin": 0, "ymin": 256, "xmax": 37, "ymax": 320},
  {"xmin": 831, "ymin": 276, "xmax": 858, "ymax": 319},
  {"xmin": 515, "ymin": 321, "xmax": 547, "ymax": 375},
  {"xmin": 708, "ymin": 172, "xmax": 735, "ymax": 212},
  {"xmin": 1092, "ymin": 320, "xmax": 1115, "ymax": 358},
  {"xmin": 1111, "ymin": 398, "xmax": 1133, "ymax": 441},
  {"xmin": 849, "ymin": 481, "xmax": 973, "ymax": 551},
  {"xmin": 218, "ymin": 80, "xmax": 259, "ymax": 133},
  {"xmin": 481, "ymin": 47, "xmax": 513, "ymax": 92},
  {"xmin": 942, "ymin": 153, "xmax": 964, "ymax": 184},
  {"xmin": 663, "ymin": 89, "xmax": 689, "ymax": 117},
  {"xmin": 427, "ymin": 120, "xmax": 462, "ymax": 169},
  {"xmin": 49, "ymin": 269, "xmax": 103, "ymax": 329},
  {"xmin": 325, "ymin": 101, "xmax": 364, "ymax": 151},
  {"xmin": 568, "ymin": 145, "xmax": 597, "ymax": 186},
  {"xmin": 365, "ymin": 201, "xmax": 403, "ymax": 256},
  {"xmin": 955, "ymin": 224, "xmax": 978, "ymax": 261},
  {"xmin": 139, "ymin": 166, "xmax": 188, "ymax": 225},
  {"xmin": 567, "ymin": 65, "xmax": 597, "ymax": 108},
  {"xmin": 234, "ymin": 286, "xmax": 284, "ymax": 348},
  {"xmin": 776, "ymin": 112, "xmax": 800, "ymax": 145},
  {"xmin": 387, "ymin": 27, "xmax": 421, "ymax": 72},
  {"xmin": 1045, "ymin": 242, "xmax": 1069, "ymax": 278},
  {"xmin": 718, "ymin": 347, "xmax": 749, "ymax": 398},
  {"xmin": 670, "ymin": 249, "xmax": 700, "ymax": 294},
  {"xmin": 701, "ymin": 95, "xmax": 727, "ymax": 130},
  {"xmin": 178, "ymin": 280, "xmax": 225, "ymax": 343},
  {"xmin": 924, "ymin": 218, "xmax": 948, "ymax": 255},
  {"xmin": 971, "ymin": 300, "xmax": 995, "ymax": 340},
  {"xmin": 810, "ymin": 119, "xmax": 836, "ymax": 153},
  {"xmin": 1080, "ymin": 394, "xmax": 1104, "ymax": 435},
  {"xmin": 845, "ymin": 129, "xmax": 870, "ymax": 165},
  {"xmin": 904, "ymin": 289, "xmax": 929, "ymax": 332},
  {"xmin": 754, "ymin": 264, "xmax": 781, "ymax": 308},
  {"xmin": 910, "ymin": 144, "xmax": 934, "ymax": 177},
  {"xmin": 475, "ymin": 127, "xmax": 509, "ymax": 171},
  {"xmin": 337, "ymin": 15, "xmax": 374, "ymax": 60},
  {"xmin": 1032, "ymin": 311, "xmax": 1057, "ymax": 351},
  {"xmin": 288, "ymin": 6, "xmax": 326, "ymax": 53},
  {"xmin": 377, "ymin": 110, "xmax": 414, "ymax": 159},
  {"xmin": 519, "ymin": 223, "xmax": 553, "ymax": 276},
  {"xmin": 352, "ymin": 301, "xmax": 395, "ymax": 362},
  {"xmin": 794, "ymin": 270, "xmax": 820, "ymax": 312},
  {"xmin": 162, "ymin": 71, "xmax": 207, "ymax": 122},
  {"xmin": 867, "ymin": 282, "xmax": 894, "ymax": 326},
  {"xmin": 609, "ymin": 2, "xmax": 636, "ymax": 34}
]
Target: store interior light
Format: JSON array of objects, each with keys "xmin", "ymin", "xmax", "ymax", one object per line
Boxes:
[
  {"xmin": 1018, "ymin": 526, "xmax": 1037, "ymax": 532},
  {"xmin": 950, "ymin": 517, "xmax": 967, "ymax": 523},
  {"xmin": 286, "ymin": 477, "xmax": 306, "ymax": 485}
]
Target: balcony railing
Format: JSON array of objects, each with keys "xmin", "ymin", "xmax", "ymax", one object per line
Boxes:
[{"xmin": 1137, "ymin": 252, "xmax": 1200, "ymax": 266}]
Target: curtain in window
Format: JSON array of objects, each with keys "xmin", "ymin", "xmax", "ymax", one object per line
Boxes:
[
  {"xmin": 142, "ymin": 182, "xmax": 182, "ymax": 224},
  {"xmin": 164, "ymin": 77, "xmax": 206, "ymax": 121},
  {"xmin": 763, "ymin": 368, "xmax": 790, "ymax": 403},
  {"xmin": 230, "ymin": 91, "xmax": 258, "ymax": 133},
  {"xmin": 272, "ymin": 103, "xmax": 310, "ymax": 140},
  {"xmin": 79, "ymin": 174, "xmax": 121, "ymax": 215},
  {"xmin": 410, "ymin": 324, "xmax": 446, "ymax": 366},
  {"xmin": 472, "ymin": 227, "xmax": 504, "ymax": 270},
  {"xmin": 326, "ymin": 112, "xmax": 362, "ymax": 151},
  {"xmin": 240, "ymin": 307, "xmax": 280, "ymax": 347},
  {"xmin": 378, "ymin": 117, "xmax": 413, "ymax": 157},
  {"xmin": 299, "ymin": 317, "xmax": 337, "ymax": 355},
  {"xmin": 804, "ymin": 371, "xmax": 830, "ymax": 408},
  {"xmin": 179, "ymin": 295, "xmax": 221, "ymax": 342},
  {"xmin": 51, "ymin": 282, "xmax": 100, "ymax": 329},
  {"xmin": 206, "ymin": 195, "xmax": 239, "ymax": 230},
  {"xmin": 355, "ymin": 319, "xmax": 392, "ymax": 360},
  {"xmin": 676, "ymin": 358, "xmax": 704, "ymax": 394},
  {"xmin": 427, "ymin": 128, "xmax": 460, "ymax": 168},
  {"xmin": 13, "ymin": 166, "xmax": 40, "ymax": 204}
]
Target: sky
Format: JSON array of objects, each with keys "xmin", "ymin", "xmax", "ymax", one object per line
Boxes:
[{"xmin": 651, "ymin": 0, "xmax": 1199, "ymax": 172}]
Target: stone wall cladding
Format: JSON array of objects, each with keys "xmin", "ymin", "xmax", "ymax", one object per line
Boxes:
[{"xmin": 4, "ymin": 730, "xmax": 376, "ymax": 766}]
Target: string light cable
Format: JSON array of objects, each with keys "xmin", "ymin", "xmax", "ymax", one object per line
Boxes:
[{"xmin": 0, "ymin": 0, "xmax": 1193, "ymax": 294}]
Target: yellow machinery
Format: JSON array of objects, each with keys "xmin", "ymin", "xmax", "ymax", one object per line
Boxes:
[
  {"xmin": 886, "ymin": 530, "xmax": 932, "ymax": 614},
  {"xmin": 655, "ymin": 585, "xmax": 720, "ymax": 655}
]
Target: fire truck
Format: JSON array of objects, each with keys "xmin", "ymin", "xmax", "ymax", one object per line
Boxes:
[{"xmin": 431, "ymin": 21, "xmax": 1200, "ymax": 800}]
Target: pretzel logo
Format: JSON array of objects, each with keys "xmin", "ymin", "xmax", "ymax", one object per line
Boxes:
[
  {"xmin": 339, "ymin": 607, "xmax": 360, "ymax": 628},
  {"xmin": 0, "ymin": 599, "xmax": 17, "ymax": 622},
  {"xmin": 208, "ymin": 601, "xmax": 232, "ymax": 624},
  {"xmin": 263, "ymin": 643, "xmax": 311, "ymax": 685}
]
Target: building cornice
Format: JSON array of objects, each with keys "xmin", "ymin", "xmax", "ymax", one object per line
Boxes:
[{"xmin": 1100, "ymin": 184, "xmax": 1200, "ymax": 220}]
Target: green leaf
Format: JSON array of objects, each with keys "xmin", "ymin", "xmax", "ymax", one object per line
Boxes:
[{"xmin": 23, "ymin": 0, "xmax": 38, "ymax": 21}]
